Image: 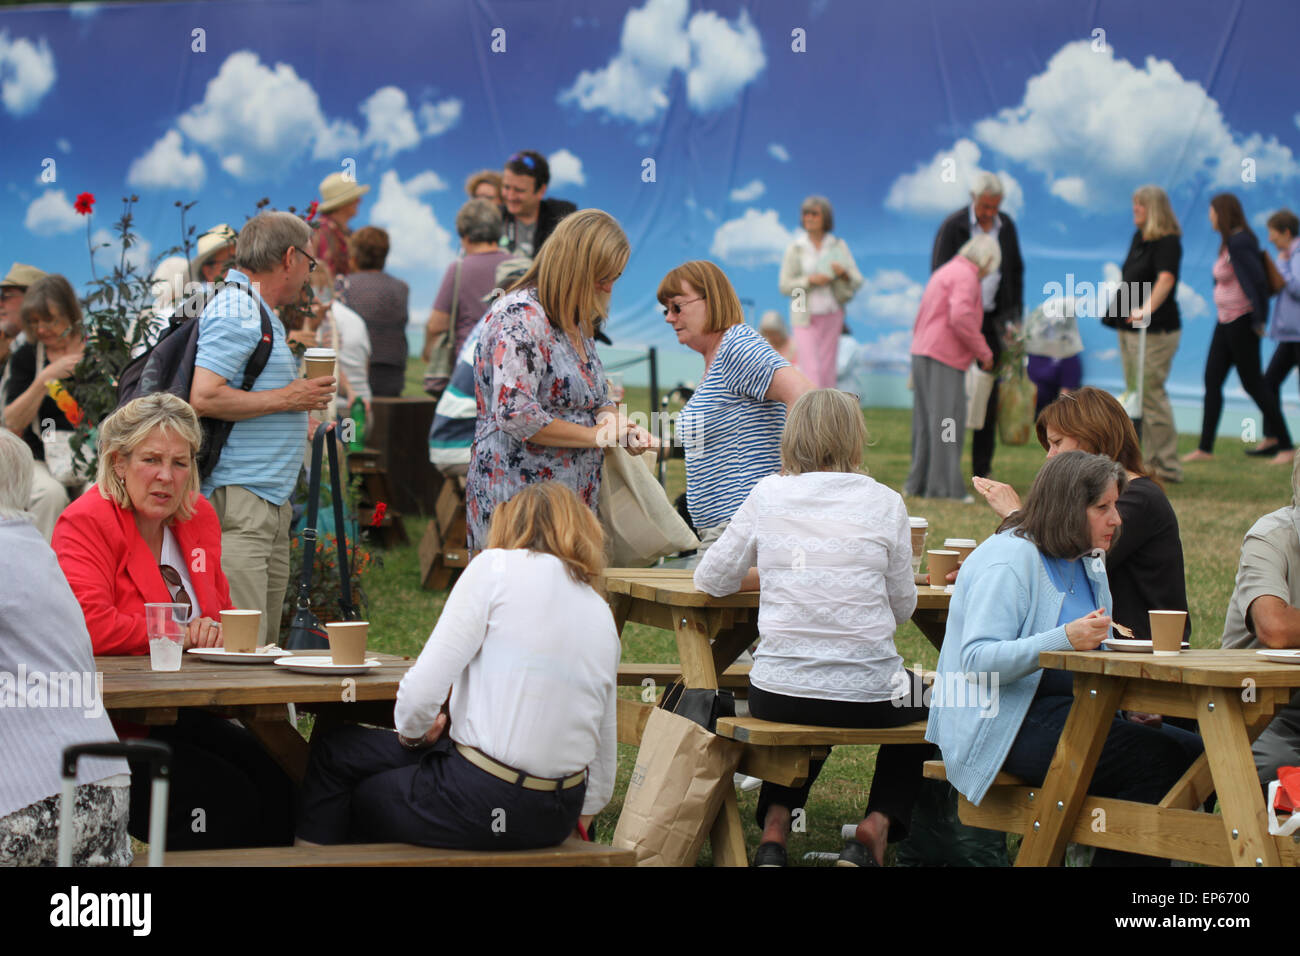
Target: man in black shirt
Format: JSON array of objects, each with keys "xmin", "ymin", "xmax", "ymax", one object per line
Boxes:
[
  {"xmin": 931, "ymin": 173, "xmax": 1025, "ymax": 479},
  {"xmin": 0, "ymin": 263, "xmax": 47, "ymax": 389},
  {"xmin": 500, "ymin": 151, "xmax": 577, "ymax": 259}
]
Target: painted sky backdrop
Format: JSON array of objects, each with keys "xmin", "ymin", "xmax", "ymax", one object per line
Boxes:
[{"xmin": 3, "ymin": 0, "xmax": 1300, "ymax": 402}]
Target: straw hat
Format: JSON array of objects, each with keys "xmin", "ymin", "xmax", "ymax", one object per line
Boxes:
[
  {"xmin": 190, "ymin": 224, "xmax": 238, "ymax": 278},
  {"xmin": 1, "ymin": 262, "xmax": 47, "ymax": 289},
  {"xmin": 318, "ymin": 172, "xmax": 371, "ymax": 214}
]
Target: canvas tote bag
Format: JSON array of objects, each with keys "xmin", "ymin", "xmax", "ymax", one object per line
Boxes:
[{"xmin": 599, "ymin": 445, "xmax": 699, "ymax": 566}]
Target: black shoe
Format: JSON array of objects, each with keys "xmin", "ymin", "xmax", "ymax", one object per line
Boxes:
[
  {"xmin": 1246, "ymin": 443, "xmax": 1280, "ymax": 457},
  {"xmin": 835, "ymin": 840, "xmax": 881, "ymax": 867},
  {"xmin": 752, "ymin": 842, "xmax": 787, "ymax": 867}
]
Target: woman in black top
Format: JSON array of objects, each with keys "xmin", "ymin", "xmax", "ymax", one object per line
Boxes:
[
  {"xmin": 974, "ymin": 387, "xmax": 1190, "ymax": 641},
  {"xmin": 1103, "ymin": 185, "xmax": 1183, "ymax": 483},
  {"xmin": 1182, "ymin": 193, "xmax": 1288, "ymax": 463}
]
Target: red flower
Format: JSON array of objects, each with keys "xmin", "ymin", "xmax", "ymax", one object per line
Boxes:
[
  {"xmin": 306, "ymin": 200, "xmax": 319, "ymax": 222},
  {"xmin": 74, "ymin": 192, "xmax": 95, "ymax": 215},
  {"xmin": 370, "ymin": 502, "xmax": 387, "ymax": 527}
]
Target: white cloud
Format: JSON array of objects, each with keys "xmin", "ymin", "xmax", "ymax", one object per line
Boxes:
[
  {"xmin": 360, "ymin": 86, "xmax": 421, "ymax": 159},
  {"xmin": 313, "ymin": 118, "xmax": 361, "ymax": 161},
  {"xmin": 729, "ymin": 178, "xmax": 765, "ymax": 203},
  {"xmin": 127, "ymin": 130, "xmax": 206, "ymax": 191},
  {"xmin": 709, "ymin": 208, "xmax": 793, "ymax": 267},
  {"xmin": 559, "ymin": 0, "xmax": 763, "ymax": 123},
  {"xmin": 548, "ymin": 149, "xmax": 586, "ymax": 189},
  {"xmin": 1177, "ymin": 281, "xmax": 1208, "ymax": 320},
  {"xmin": 419, "ymin": 98, "xmax": 462, "ymax": 136},
  {"xmin": 685, "ymin": 8, "xmax": 765, "ymax": 112},
  {"xmin": 848, "ymin": 270, "xmax": 925, "ymax": 326},
  {"xmin": 1094, "ymin": 348, "xmax": 1119, "ymax": 362},
  {"xmin": 0, "ymin": 31, "xmax": 56, "ymax": 115},
  {"xmin": 69, "ymin": 3, "xmax": 99, "ymax": 17},
  {"xmin": 767, "ymin": 143, "xmax": 790, "ymax": 162},
  {"xmin": 91, "ymin": 228, "xmax": 152, "ymax": 273},
  {"xmin": 220, "ymin": 154, "xmax": 245, "ymax": 178},
  {"xmin": 24, "ymin": 189, "xmax": 82, "ymax": 236},
  {"xmin": 884, "ymin": 138, "xmax": 1023, "ymax": 218},
  {"xmin": 973, "ymin": 40, "xmax": 1299, "ymax": 206},
  {"xmin": 56, "ymin": 137, "xmax": 70, "ymax": 154},
  {"xmin": 368, "ymin": 170, "xmax": 458, "ymax": 275},
  {"xmin": 405, "ymin": 171, "xmax": 449, "ymax": 195}
]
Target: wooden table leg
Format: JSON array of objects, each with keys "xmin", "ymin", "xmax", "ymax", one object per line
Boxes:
[
  {"xmin": 1015, "ymin": 673, "xmax": 1123, "ymax": 866},
  {"xmin": 609, "ymin": 593, "xmax": 633, "ymax": 636},
  {"xmin": 709, "ymin": 787, "xmax": 748, "ymax": 867},
  {"xmin": 1195, "ymin": 686, "xmax": 1281, "ymax": 866},
  {"xmin": 711, "ymin": 616, "xmax": 758, "ymax": 678},
  {"xmin": 244, "ymin": 716, "xmax": 309, "ymax": 784},
  {"xmin": 1158, "ymin": 753, "xmax": 1215, "ymax": 811}
]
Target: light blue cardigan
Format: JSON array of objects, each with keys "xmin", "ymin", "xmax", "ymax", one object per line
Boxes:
[{"xmin": 925, "ymin": 530, "xmax": 1112, "ymax": 805}]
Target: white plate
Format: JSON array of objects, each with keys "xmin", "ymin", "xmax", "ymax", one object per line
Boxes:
[
  {"xmin": 274, "ymin": 656, "xmax": 382, "ymax": 676},
  {"xmin": 1103, "ymin": 638, "xmax": 1191, "ymax": 653},
  {"xmin": 1256, "ymin": 649, "xmax": 1300, "ymax": 665},
  {"xmin": 186, "ymin": 647, "xmax": 291, "ymax": 664}
]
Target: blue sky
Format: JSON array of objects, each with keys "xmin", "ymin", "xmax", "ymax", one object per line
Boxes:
[{"xmin": 3, "ymin": 0, "xmax": 1300, "ymax": 399}]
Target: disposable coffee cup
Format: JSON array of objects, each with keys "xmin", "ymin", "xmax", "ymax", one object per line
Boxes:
[
  {"xmin": 1149, "ymin": 610, "xmax": 1186, "ymax": 656},
  {"xmin": 327, "ymin": 621, "xmax": 369, "ymax": 665},
  {"xmin": 927, "ymin": 550, "xmax": 960, "ymax": 588},
  {"xmin": 304, "ymin": 347, "xmax": 336, "ymax": 380},
  {"xmin": 944, "ymin": 538, "xmax": 978, "ymax": 563},
  {"xmin": 909, "ymin": 517, "xmax": 928, "ymax": 574},
  {"xmin": 220, "ymin": 609, "xmax": 261, "ymax": 653}
]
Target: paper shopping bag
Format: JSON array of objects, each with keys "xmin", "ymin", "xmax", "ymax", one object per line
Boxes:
[
  {"xmin": 599, "ymin": 446, "xmax": 699, "ymax": 566},
  {"xmin": 965, "ymin": 366, "xmax": 996, "ymax": 430},
  {"xmin": 612, "ymin": 706, "xmax": 743, "ymax": 866}
]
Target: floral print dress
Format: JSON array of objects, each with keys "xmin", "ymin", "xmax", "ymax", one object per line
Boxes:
[{"xmin": 466, "ymin": 288, "xmax": 610, "ymax": 548}]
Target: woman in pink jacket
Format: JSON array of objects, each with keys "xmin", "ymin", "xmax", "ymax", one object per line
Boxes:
[{"xmin": 905, "ymin": 235, "xmax": 1000, "ymax": 499}]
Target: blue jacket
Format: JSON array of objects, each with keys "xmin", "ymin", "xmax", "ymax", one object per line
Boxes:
[
  {"xmin": 1269, "ymin": 238, "xmax": 1300, "ymax": 343},
  {"xmin": 1225, "ymin": 231, "xmax": 1270, "ymax": 331},
  {"xmin": 925, "ymin": 530, "xmax": 1112, "ymax": 805}
]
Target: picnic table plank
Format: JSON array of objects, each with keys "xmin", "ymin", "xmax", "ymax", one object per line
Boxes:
[{"xmin": 1039, "ymin": 648, "xmax": 1300, "ymax": 687}]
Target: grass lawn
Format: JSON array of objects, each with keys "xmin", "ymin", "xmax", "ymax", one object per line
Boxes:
[{"xmin": 357, "ymin": 360, "xmax": 1292, "ymax": 865}]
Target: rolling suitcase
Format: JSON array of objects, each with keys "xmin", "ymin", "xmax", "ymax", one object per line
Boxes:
[{"xmin": 58, "ymin": 740, "xmax": 172, "ymax": 867}]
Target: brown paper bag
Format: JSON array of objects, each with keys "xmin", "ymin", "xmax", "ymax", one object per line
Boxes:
[
  {"xmin": 599, "ymin": 446, "xmax": 699, "ymax": 567},
  {"xmin": 611, "ymin": 706, "xmax": 743, "ymax": 866}
]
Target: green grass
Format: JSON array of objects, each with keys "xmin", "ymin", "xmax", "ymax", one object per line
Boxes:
[{"xmin": 360, "ymin": 359, "xmax": 1290, "ymax": 865}]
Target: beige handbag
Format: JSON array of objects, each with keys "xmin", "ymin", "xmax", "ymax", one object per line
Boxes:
[{"xmin": 599, "ymin": 446, "xmax": 699, "ymax": 566}]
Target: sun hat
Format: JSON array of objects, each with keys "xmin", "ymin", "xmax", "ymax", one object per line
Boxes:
[
  {"xmin": 1, "ymin": 263, "xmax": 47, "ymax": 289},
  {"xmin": 189, "ymin": 224, "xmax": 238, "ymax": 279},
  {"xmin": 318, "ymin": 172, "xmax": 371, "ymax": 214}
]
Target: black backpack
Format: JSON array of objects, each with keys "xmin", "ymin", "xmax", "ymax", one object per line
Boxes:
[{"xmin": 117, "ymin": 277, "xmax": 274, "ymax": 478}]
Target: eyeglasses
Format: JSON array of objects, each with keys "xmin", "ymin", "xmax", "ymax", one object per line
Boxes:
[
  {"xmin": 158, "ymin": 564, "xmax": 193, "ymax": 620},
  {"xmin": 0, "ymin": 287, "xmax": 24, "ymax": 301},
  {"xmin": 296, "ymin": 247, "xmax": 318, "ymax": 273},
  {"xmin": 662, "ymin": 297, "xmax": 704, "ymax": 316}
]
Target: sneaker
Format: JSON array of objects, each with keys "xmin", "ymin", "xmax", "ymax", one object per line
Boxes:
[
  {"xmin": 733, "ymin": 773, "xmax": 763, "ymax": 792},
  {"xmin": 752, "ymin": 841, "xmax": 787, "ymax": 867},
  {"xmin": 835, "ymin": 840, "xmax": 880, "ymax": 867}
]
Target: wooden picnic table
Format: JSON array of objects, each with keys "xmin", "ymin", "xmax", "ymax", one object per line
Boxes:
[
  {"xmin": 1008, "ymin": 648, "xmax": 1300, "ymax": 866},
  {"xmin": 98, "ymin": 651, "xmax": 415, "ymax": 782},
  {"xmin": 603, "ymin": 567, "xmax": 951, "ymax": 866}
]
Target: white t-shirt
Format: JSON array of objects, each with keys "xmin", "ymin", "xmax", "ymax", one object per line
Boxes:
[
  {"xmin": 694, "ymin": 471, "xmax": 918, "ymax": 702},
  {"xmin": 323, "ymin": 301, "xmax": 372, "ymax": 404},
  {"xmin": 394, "ymin": 549, "xmax": 620, "ymax": 816},
  {"xmin": 160, "ymin": 526, "xmax": 197, "ymax": 623}
]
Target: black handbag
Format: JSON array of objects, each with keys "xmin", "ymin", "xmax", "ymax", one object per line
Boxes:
[
  {"xmin": 659, "ymin": 680, "xmax": 736, "ymax": 734},
  {"xmin": 284, "ymin": 427, "xmax": 359, "ymax": 650}
]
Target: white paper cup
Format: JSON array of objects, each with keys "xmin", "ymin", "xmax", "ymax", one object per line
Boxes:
[{"xmin": 304, "ymin": 347, "xmax": 336, "ymax": 380}]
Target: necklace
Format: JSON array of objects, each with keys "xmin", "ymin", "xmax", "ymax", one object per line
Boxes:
[{"xmin": 1057, "ymin": 557, "xmax": 1079, "ymax": 595}]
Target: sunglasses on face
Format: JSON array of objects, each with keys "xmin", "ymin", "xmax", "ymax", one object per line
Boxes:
[{"xmin": 662, "ymin": 296, "xmax": 704, "ymax": 316}]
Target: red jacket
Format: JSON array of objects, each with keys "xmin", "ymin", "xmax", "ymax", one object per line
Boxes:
[{"xmin": 52, "ymin": 487, "xmax": 232, "ymax": 655}]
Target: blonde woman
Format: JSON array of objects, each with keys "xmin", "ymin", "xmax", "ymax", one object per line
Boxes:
[
  {"xmin": 465, "ymin": 209, "xmax": 654, "ymax": 549},
  {"xmin": 1104, "ymin": 185, "xmax": 1184, "ymax": 483},
  {"xmin": 694, "ymin": 390, "xmax": 926, "ymax": 867},
  {"xmin": 297, "ymin": 482, "xmax": 619, "ymax": 849}
]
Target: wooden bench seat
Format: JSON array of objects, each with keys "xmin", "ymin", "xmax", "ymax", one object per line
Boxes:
[
  {"xmin": 922, "ymin": 759, "xmax": 1026, "ymax": 787},
  {"xmin": 715, "ymin": 716, "xmax": 929, "ymax": 747},
  {"xmin": 134, "ymin": 836, "xmax": 633, "ymax": 867},
  {"xmin": 616, "ymin": 662, "xmax": 751, "ymax": 689}
]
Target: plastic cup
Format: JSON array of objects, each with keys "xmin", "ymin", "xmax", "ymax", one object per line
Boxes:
[
  {"xmin": 927, "ymin": 550, "xmax": 960, "ymax": 588},
  {"xmin": 145, "ymin": 602, "xmax": 186, "ymax": 672},
  {"xmin": 1149, "ymin": 610, "xmax": 1187, "ymax": 656},
  {"xmin": 909, "ymin": 517, "xmax": 928, "ymax": 574},
  {"xmin": 944, "ymin": 538, "xmax": 978, "ymax": 563},
  {"xmin": 304, "ymin": 347, "xmax": 336, "ymax": 379},
  {"xmin": 221, "ymin": 609, "xmax": 261, "ymax": 653},
  {"xmin": 327, "ymin": 621, "xmax": 369, "ymax": 665}
]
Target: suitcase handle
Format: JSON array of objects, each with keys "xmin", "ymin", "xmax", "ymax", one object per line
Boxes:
[{"xmin": 59, "ymin": 740, "xmax": 173, "ymax": 867}]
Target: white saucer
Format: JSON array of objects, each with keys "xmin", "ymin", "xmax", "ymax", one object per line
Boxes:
[
  {"xmin": 274, "ymin": 656, "xmax": 382, "ymax": 676},
  {"xmin": 186, "ymin": 647, "xmax": 291, "ymax": 664},
  {"xmin": 1103, "ymin": 638, "xmax": 1191, "ymax": 653},
  {"xmin": 1256, "ymin": 649, "xmax": 1300, "ymax": 665}
]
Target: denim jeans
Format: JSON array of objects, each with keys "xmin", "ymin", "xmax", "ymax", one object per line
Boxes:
[{"xmin": 1002, "ymin": 694, "xmax": 1204, "ymax": 866}]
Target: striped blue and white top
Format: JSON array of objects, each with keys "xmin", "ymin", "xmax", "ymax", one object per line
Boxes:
[
  {"xmin": 680, "ymin": 324, "xmax": 789, "ymax": 529},
  {"xmin": 196, "ymin": 269, "xmax": 306, "ymax": 505}
]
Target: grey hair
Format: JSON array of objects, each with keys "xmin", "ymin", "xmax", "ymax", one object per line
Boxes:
[
  {"xmin": 0, "ymin": 428, "xmax": 34, "ymax": 520},
  {"xmin": 998, "ymin": 451, "xmax": 1127, "ymax": 559},
  {"xmin": 958, "ymin": 233, "xmax": 1002, "ymax": 274},
  {"xmin": 970, "ymin": 171, "xmax": 1004, "ymax": 199},
  {"xmin": 235, "ymin": 212, "xmax": 312, "ymax": 273},
  {"xmin": 800, "ymin": 195, "xmax": 834, "ymax": 233},
  {"xmin": 456, "ymin": 198, "xmax": 504, "ymax": 245}
]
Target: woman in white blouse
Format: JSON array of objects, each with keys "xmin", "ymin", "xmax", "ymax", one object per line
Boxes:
[
  {"xmin": 296, "ymin": 481, "xmax": 619, "ymax": 849},
  {"xmin": 694, "ymin": 389, "xmax": 927, "ymax": 867}
]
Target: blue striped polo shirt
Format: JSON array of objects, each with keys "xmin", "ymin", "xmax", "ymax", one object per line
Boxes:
[
  {"xmin": 680, "ymin": 324, "xmax": 789, "ymax": 529},
  {"xmin": 196, "ymin": 269, "xmax": 306, "ymax": 505}
]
